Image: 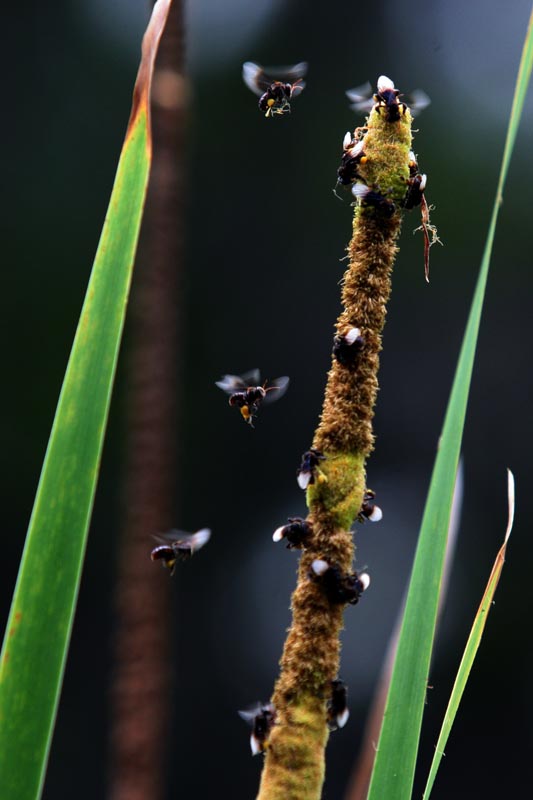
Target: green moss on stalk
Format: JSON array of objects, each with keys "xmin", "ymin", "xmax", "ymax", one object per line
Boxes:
[{"xmin": 307, "ymin": 452, "xmax": 366, "ymax": 531}]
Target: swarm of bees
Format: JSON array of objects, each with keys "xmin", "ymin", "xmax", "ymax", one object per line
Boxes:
[
  {"xmin": 335, "ymin": 75, "xmax": 437, "ymax": 280},
  {"xmin": 216, "ymin": 369, "xmax": 289, "ymax": 427},
  {"xmin": 242, "ymin": 61, "xmax": 307, "ymax": 117}
]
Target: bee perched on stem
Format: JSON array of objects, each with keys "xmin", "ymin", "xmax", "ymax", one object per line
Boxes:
[
  {"xmin": 238, "ymin": 703, "xmax": 276, "ymax": 755},
  {"xmin": 309, "ymin": 559, "xmax": 370, "ymax": 605},
  {"xmin": 346, "ymin": 75, "xmax": 430, "ymax": 121},
  {"xmin": 358, "ymin": 489, "xmax": 383, "ymax": 523},
  {"xmin": 272, "ymin": 517, "xmax": 311, "ymax": 549},
  {"xmin": 150, "ymin": 528, "xmax": 211, "ymax": 576},
  {"xmin": 297, "ymin": 448, "xmax": 326, "ymax": 490},
  {"xmin": 336, "ymin": 131, "xmax": 368, "ymax": 190},
  {"xmin": 242, "ymin": 61, "xmax": 307, "ymax": 117},
  {"xmin": 216, "ymin": 369, "xmax": 289, "ymax": 427},
  {"xmin": 327, "ymin": 679, "xmax": 349, "ymax": 731}
]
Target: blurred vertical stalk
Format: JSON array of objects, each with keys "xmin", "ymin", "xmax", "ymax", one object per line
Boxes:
[{"xmin": 108, "ymin": 2, "xmax": 187, "ymax": 798}]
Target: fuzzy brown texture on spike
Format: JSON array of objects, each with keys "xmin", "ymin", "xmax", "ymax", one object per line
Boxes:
[{"xmin": 314, "ymin": 211, "xmax": 401, "ymax": 456}]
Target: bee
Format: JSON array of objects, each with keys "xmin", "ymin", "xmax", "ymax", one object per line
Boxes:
[
  {"xmin": 242, "ymin": 61, "xmax": 307, "ymax": 117},
  {"xmin": 336, "ymin": 132, "xmax": 368, "ymax": 188},
  {"xmin": 150, "ymin": 528, "xmax": 211, "ymax": 576},
  {"xmin": 309, "ymin": 559, "xmax": 370, "ymax": 605},
  {"xmin": 358, "ymin": 489, "xmax": 383, "ymax": 523},
  {"xmin": 238, "ymin": 703, "xmax": 276, "ymax": 755},
  {"xmin": 333, "ymin": 326, "xmax": 365, "ymax": 366},
  {"xmin": 297, "ymin": 448, "xmax": 326, "ymax": 490},
  {"xmin": 352, "ymin": 183, "xmax": 396, "ymax": 217},
  {"xmin": 346, "ymin": 75, "xmax": 430, "ymax": 121},
  {"xmin": 216, "ymin": 369, "xmax": 289, "ymax": 427},
  {"xmin": 272, "ymin": 517, "xmax": 311, "ymax": 549},
  {"xmin": 403, "ymin": 171, "xmax": 427, "ymax": 211},
  {"xmin": 327, "ymin": 680, "xmax": 349, "ymax": 731},
  {"xmin": 402, "ymin": 152, "xmax": 437, "ymax": 282}
]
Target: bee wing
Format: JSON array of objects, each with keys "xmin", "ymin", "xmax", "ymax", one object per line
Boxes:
[
  {"xmin": 151, "ymin": 528, "xmax": 211, "ymax": 553},
  {"xmin": 242, "ymin": 61, "xmax": 268, "ymax": 95},
  {"xmin": 238, "ymin": 703, "xmax": 262, "ymax": 724},
  {"xmin": 238, "ymin": 368, "xmax": 261, "ymax": 386},
  {"xmin": 188, "ymin": 528, "xmax": 211, "ymax": 553},
  {"xmin": 406, "ymin": 88, "xmax": 431, "ymax": 116},
  {"xmin": 262, "ymin": 62, "xmax": 308, "ymax": 83},
  {"xmin": 152, "ymin": 530, "xmax": 179, "ymax": 545},
  {"xmin": 216, "ymin": 369, "xmax": 261, "ymax": 393},
  {"xmin": 262, "ymin": 376, "xmax": 290, "ymax": 404},
  {"xmin": 346, "ymin": 81, "xmax": 374, "ymax": 112},
  {"xmin": 289, "ymin": 80, "xmax": 306, "ymax": 97}
]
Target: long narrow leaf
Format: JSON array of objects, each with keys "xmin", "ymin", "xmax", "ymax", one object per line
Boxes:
[
  {"xmin": 0, "ymin": 2, "xmax": 172, "ymax": 798},
  {"xmin": 344, "ymin": 462, "xmax": 464, "ymax": 800},
  {"xmin": 422, "ymin": 470, "xmax": 514, "ymax": 799},
  {"xmin": 367, "ymin": 9, "xmax": 533, "ymax": 800}
]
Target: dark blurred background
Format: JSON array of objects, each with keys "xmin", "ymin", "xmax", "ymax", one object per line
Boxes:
[{"xmin": 4, "ymin": 0, "xmax": 533, "ymax": 797}]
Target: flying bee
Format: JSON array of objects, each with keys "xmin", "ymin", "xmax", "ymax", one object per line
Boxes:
[
  {"xmin": 273, "ymin": 517, "xmax": 311, "ymax": 549},
  {"xmin": 309, "ymin": 559, "xmax": 370, "ymax": 605},
  {"xmin": 327, "ymin": 680, "xmax": 349, "ymax": 731},
  {"xmin": 297, "ymin": 448, "xmax": 326, "ymax": 490},
  {"xmin": 242, "ymin": 61, "xmax": 307, "ymax": 117},
  {"xmin": 150, "ymin": 528, "xmax": 211, "ymax": 576},
  {"xmin": 346, "ymin": 75, "xmax": 430, "ymax": 121},
  {"xmin": 216, "ymin": 369, "xmax": 289, "ymax": 427},
  {"xmin": 352, "ymin": 183, "xmax": 396, "ymax": 217},
  {"xmin": 238, "ymin": 703, "xmax": 276, "ymax": 755},
  {"xmin": 358, "ymin": 489, "xmax": 383, "ymax": 523}
]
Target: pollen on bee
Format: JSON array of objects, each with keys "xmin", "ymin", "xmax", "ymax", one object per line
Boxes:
[
  {"xmin": 359, "ymin": 155, "xmax": 368, "ymax": 164},
  {"xmin": 267, "ymin": 98, "xmax": 275, "ymax": 107},
  {"xmin": 240, "ymin": 405, "xmax": 250, "ymax": 419}
]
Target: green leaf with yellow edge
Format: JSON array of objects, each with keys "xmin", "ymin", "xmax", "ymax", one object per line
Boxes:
[
  {"xmin": 0, "ymin": 2, "xmax": 173, "ymax": 798},
  {"xmin": 422, "ymin": 470, "xmax": 514, "ymax": 800},
  {"xmin": 367, "ymin": 8, "xmax": 533, "ymax": 800}
]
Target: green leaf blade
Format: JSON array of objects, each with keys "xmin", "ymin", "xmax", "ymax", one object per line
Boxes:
[
  {"xmin": 422, "ymin": 471, "xmax": 514, "ymax": 800},
  {"xmin": 0, "ymin": 2, "xmax": 173, "ymax": 797}
]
